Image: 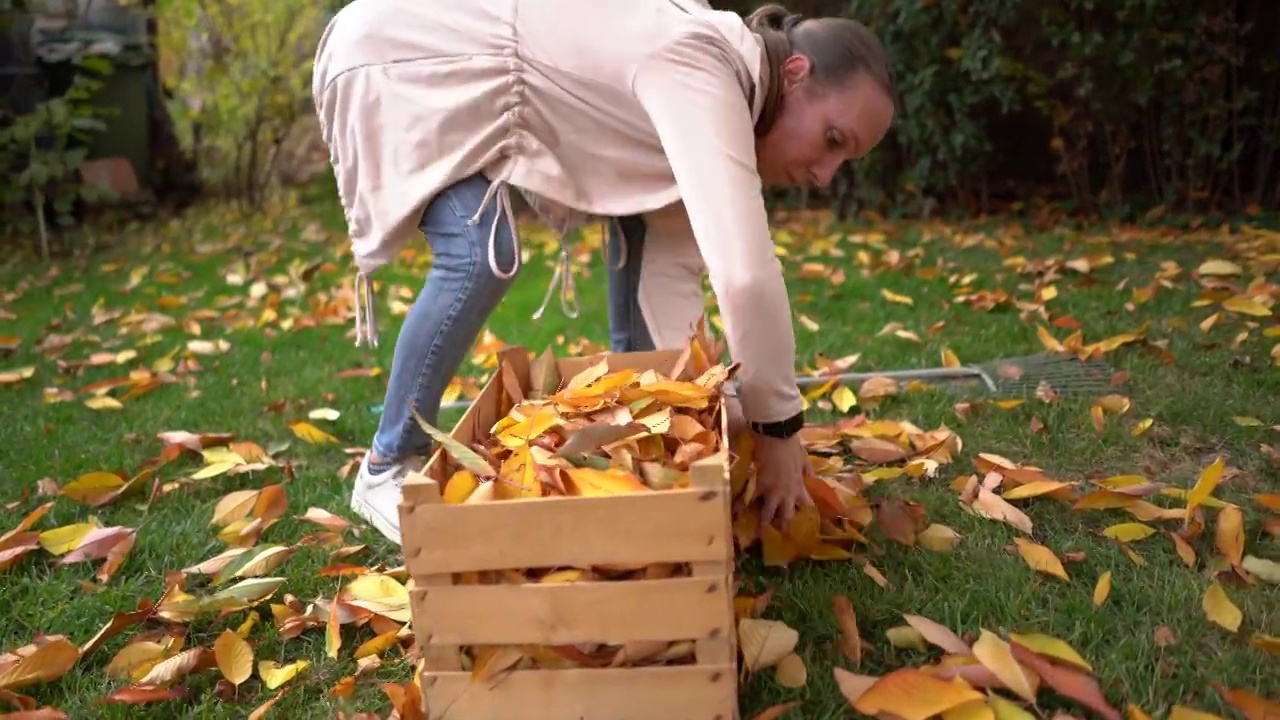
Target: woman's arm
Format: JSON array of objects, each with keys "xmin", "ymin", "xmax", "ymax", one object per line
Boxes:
[{"xmin": 630, "ymin": 29, "xmax": 804, "ymax": 425}]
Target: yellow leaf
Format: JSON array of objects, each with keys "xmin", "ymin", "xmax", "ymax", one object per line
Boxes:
[
  {"xmin": 354, "ymin": 629, "xmax": 401, "ymax": 660},
  {"xmin": 85, "ymin": 396, "xmax": 124, "ymax": 411},
  {"xmin": 1169, "ymin": 707, "xmax": 1227, "ymax": 720},
  {"xmin": 881, "ymin": 288, "xmax": 915, "ymax": 306},
  {"xmin": 919, "ymin": 524, "xmax": 961, "ymax": 552},
  {"xmin": 832, "ymin": 385, "xmax": 858, "ymax": 413},
  {"xmin": 258, "ymin": 659, "xmax": 310, "ymax": 690},
  {"xmin": 38, "ymin": 522, "xmax": 98, "ymax": 555},
  {"xmin": 213, "ymin": 629, "xmax": 253, "ymax": 686},
  {"xmin": 941, "ymin": 348, "xmax": 961, "ymax": 367},
  {"xmin": 1197, "ymin": 259, "xmax": 1242, "ymax": 276},
  {"xmin": 442, "ymin": 469, "xmax": 480, "ymax": 504},
  {"xmin": 1002, "ymin": 480, "xmax": 1073, "ymax": 500},
  {"xmin": 496, "ymin": 405, "xmax": 560, "ymax": 447},
  {"xmin": 60, "ymin": 471, "xmax": 126, "ymax": 502},
  {"xmin": 1248, "ymin": 634, "xmax": 1280, "ymax": 654},
  {"xmin": 944, "ymin": 700, "xmax": 996, "ymax": 720},
  {"xmin": 1036, "ymin": 325, "xmax": 1065, "ymax": 352},
  {"xmin": 0, "ymin": 365, "xmax": 36, "ymax": 384},
  {"xmin": 852, "ymin": 667, "xmax": 984, "ymax": 720},
  {"xmin": 972, "ymin": 630, "xmax": 1037, "ymax": 702},
  {"xmin": 1202, "ymin": 582, "xmax": 1242, "ymax": 632},
  {"xmin": 1231, "ymin": 416, "xmax": 1263, "ymax": 427},
  {"xmin": 289, "ymin": 420, "xmax": 339, "ymax": 444},
  {"xmin": 1131, "ymin": 418, "xmax": 1154, "ymax": 436},
  {"xmin": 1013, "ymin": 537, "xmax": 1068, "ymax": 581},
  {"xmin": 1093, "ymin": 571, "xmax": 1112, "ymax": 606},
  {"xmin": 774, "ymin": 652, "xmax": 807, "ymax": 688},
  {"xmin": 563, "ymin": 467, "xmax": 650, "ymax": 497},
  {"xmin": 1185, "ymin": 457, "xmax": 1226, "ymax": 518},
  {"xmin": 1007, "ymin": 632, "xmax": 1093, "ymax": 672},
  {"xmin": 1221, "ymin": 296, "xmax": 1272, "ymax": 317},
  {"xmin": 1102, "ymin": 522, "xmax": 1157, "ymax": 542},
  {"xmin": 491, "ymin": 446, "xmax": 539, "ymax": 500},
  {"xmin": 989, "ymin": 693, "xmax": 1037, "ymax": 720}
]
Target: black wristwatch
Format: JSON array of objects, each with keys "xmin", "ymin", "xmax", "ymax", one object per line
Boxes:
[{"xmin": 750, "ymin": 410, "xmax": 805, "ymax": 439}]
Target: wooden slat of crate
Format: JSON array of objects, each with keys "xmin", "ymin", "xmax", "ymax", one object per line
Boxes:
[
  {"xmin": 400, "ymin": 489, "xmax": 728, "ymax": 574},
  {"xmin": 423, "ymin": 665, "xmax": 737, "ymax": 720},
  {"xmin": 410, "ymin": 576, "xmax": 730, "ymax": 646},
  {"xmin": 400, "ymin": 346, "xmax": 739, "ymax": 720}
]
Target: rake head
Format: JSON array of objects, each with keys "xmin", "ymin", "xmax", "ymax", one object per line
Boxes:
[
  {"xmin": 795, "ymin": 352, "xmax": 1126, "ymax": 401},
  {"xmin": 972, "ymin": 352, "xmax": 1124, "ymax": 399}
]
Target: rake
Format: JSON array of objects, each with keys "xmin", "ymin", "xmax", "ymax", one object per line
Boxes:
[
  {"xmin": 432, "ymin": 351, "xmax": 1122, "ymax": 413},
  {"xmin": 794, "ymin": 351, "xmax": 1123, "ymax": 400}
]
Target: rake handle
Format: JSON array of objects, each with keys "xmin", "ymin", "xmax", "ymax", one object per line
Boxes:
[{"xmin": 794, "ymin": 366, "xmax": 998, "ymax": 392}]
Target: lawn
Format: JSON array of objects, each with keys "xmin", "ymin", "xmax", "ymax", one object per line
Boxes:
[{"xmin": 1, "ymin": 182, "xmax": 1277, "ymax": 720}]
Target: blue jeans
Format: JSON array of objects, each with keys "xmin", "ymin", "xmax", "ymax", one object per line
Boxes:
[{"xmin": 371, "ymin": 173, "xmax": 655, "ymax": 463}]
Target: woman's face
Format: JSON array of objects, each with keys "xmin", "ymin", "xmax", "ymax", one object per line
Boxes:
[{"xmin": 755, "ymin": 56, "xmax": 895, "ymax": 189}]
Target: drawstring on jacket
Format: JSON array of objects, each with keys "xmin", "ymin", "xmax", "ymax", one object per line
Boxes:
[{"xmin": 350, "ymin": 178, "xmax": 625, "ymax": 348}]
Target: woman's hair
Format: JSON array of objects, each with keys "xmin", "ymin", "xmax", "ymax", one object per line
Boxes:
[{"xmin": 747, "ymin": 4, "xmax": 895, "ymax": 137}]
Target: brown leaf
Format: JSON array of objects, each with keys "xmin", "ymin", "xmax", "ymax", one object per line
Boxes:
[
  {"xmin": 832, "ymin": 595, "xmax": 863, "ymax": 666},
  {"xmin": 297, "ymin": 507, "xmax": 351, "ymax": 532},
  {"xmin": 1011, "ymin": 640, "xmax": 1121, "ymax": 720},
  {"xmin": 901, "ymin": 614, "xmax": 970, "ymax": 656},
  {"xmin": 1214, "ymin": 506, "xmax": 1244, "ymax": 566},
  {"xmin": 749, "ymin": 701, "xmax": 803, "ymax": 720},
  {"xmin": 381, "ymin": 679, "xmax": 428, "ymax": 720},
  {"xmin": 875, "ymin": 498, "xmax": 919, "ymax": 546},
  {"xmin": 98, "ymin": 685, "xmax": 186, "ymax": 705},
  {"xmin": 1212, "ymin": 682, "xmax": 1280, "ymax": 720}
]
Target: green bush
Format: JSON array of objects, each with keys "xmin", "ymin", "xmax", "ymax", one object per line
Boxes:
[
  {"xmin": 723, "ymin": 0, "xmax": 1279, "ymax": 218},
  {"xmin": 156, "ymin": 0, "xmax": 326, "ymax": 209}
]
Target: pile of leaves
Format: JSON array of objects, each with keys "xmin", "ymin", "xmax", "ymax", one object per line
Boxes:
[{"xmin": 421, "ymin": 327, "xmax": 736, "ymax": 505}]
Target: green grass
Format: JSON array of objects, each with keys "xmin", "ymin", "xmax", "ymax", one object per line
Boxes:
[{"xmin": 1, "ymin": 185, "xmax": 1277, "ymax": 719}]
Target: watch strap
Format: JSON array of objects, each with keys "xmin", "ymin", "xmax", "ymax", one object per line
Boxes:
[{"xmin": 749, "ymin": 410, "xmax": 805, "ymax": 439}]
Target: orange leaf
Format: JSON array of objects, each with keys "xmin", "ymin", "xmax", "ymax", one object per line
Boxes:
[
  {"xmin": 562, "ymin": 467, "xmax": 650, "ymax": 497},
  {"xmin": 852, "ymin": 667, "xmax": 984, "ymax": 720},
  {"xmin": 832, "ymin": 595, "xmax": 862, "ymax": 666}
]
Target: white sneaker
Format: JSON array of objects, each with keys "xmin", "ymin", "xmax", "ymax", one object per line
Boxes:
[{"xmin": 350, "ymin": 452, "xmax": 424, "ymax": 545}]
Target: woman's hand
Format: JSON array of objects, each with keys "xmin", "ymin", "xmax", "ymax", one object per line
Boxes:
[{"xmin": 752, "ymin": 432, "xmax": 815, "ymax": 534}]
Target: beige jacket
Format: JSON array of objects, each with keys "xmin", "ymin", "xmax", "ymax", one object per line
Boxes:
[{"xmin": 312, "ymin": 0, "xmax": 804, "ymax": 424}]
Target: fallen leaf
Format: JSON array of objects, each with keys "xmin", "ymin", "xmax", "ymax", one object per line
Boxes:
[
  {"xmin": 832, "ymin": 595, "xmax": 863, "ymax": 666},
  {"xmin": 1214, "ymin": 506, "xmax": 1244, "ymax": 566},
  {"xmin": 0, "ymin": 638, "xmax": 79, "ymax": 691},
  {"xmin": 738, "ymin": 618, "xmax": 799, "ymax": 672},
  {"xmin": 1013, "ymin": 538, "xmax": 1069, "ymax": 581},
  {"xmin": 1202, "ymin": 582, "xmax": 1243, "ymax": 632},
  {"xmin": 1093, "ymin": 571, "xmax": 1112, "ymax": 607},
  {"xmin": 972, "ymin": 630, "xmax": 1037, "ymax": 702},
  {"xmin": 852, "ymin": 667, "xmax": 984, "ymax": 720},
  {"xmin": 213, "ymin": 629, "xmax": 253, "ymax": 686}
]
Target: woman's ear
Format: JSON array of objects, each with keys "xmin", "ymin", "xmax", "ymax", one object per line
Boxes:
[{"xmin": 780, "ymin": 54, "xmax": 811, "ymax": 92}]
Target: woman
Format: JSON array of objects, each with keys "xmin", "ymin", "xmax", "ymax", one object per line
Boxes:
[{"xmin": 312, "ymin": 0, "xmax": 895, "ymax": 546}]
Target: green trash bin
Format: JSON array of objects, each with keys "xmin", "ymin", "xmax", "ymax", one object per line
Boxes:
[{"xmin": 36, "ymin": 31, "xmax": 154, "ymax": 188}]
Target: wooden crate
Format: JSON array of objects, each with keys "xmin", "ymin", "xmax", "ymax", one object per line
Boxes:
[{"xmin": 398, "ymin": 346, "xmax": 740, "ymax": 720}]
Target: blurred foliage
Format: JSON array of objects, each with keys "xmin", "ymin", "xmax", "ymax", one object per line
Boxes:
[
  {"xmin": 154, "ymin": 0, "xmax": 325, "ymax": 209},
  {"xmin": 721, "ymin": 0, "xmax": 1279, "ymax": 220}
]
